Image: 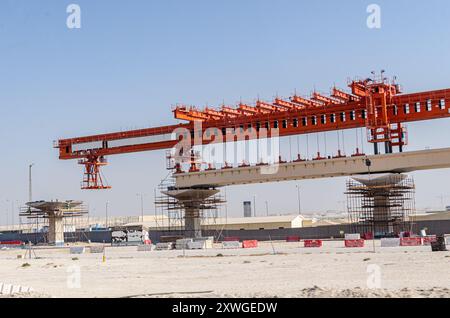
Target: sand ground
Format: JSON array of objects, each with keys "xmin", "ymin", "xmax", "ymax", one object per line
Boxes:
[{"xmin": 0, "ymin": 241, "xmax": 449, "ymax": 298}]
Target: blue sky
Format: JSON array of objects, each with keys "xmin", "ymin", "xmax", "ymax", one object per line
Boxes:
[{"xmin": 1, "ymin": 0, "xmax": 450, "ymax": 224}]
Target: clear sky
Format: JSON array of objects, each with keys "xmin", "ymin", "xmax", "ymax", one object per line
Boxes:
[{"xmin": 1, "ymin": 0, "xmax": 450, "ymax": 224}]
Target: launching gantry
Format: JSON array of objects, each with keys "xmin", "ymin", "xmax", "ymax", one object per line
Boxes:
[{"xmin": 55, "ymin": 73, "xmax": 450, "ymax": 190}]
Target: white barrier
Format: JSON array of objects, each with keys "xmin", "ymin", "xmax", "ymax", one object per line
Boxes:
[
  {"xmin": 70, "ymin": 247, "xmax": 85, "ymax": 254},
  {"xmin": 345, "ymin": 234, "xmax": 361, "ymax": 240},
  {"xmin": 381, "ymin": 238, "xmax": 401, "ymax": 247},
  {"xmin": 222, "ymin": 241, "xmax": 241, "ymax": 249}
]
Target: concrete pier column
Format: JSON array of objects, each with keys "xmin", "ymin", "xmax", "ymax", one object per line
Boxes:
[
  {"xmin": 48, "ymin": 212, "xmax": 65, "ymax": 246},
  {"xmin": 184, "ymin": 208, "xmax": 202, "ymax": 238}
]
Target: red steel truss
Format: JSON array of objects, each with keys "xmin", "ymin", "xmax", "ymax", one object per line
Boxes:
[{"xmin": 55, "ymin": 75, "xmax": 450, "ymax": 189}]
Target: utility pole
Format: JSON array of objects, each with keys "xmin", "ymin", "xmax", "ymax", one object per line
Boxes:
[{"xmin": 29, "ymin": 163, "xmax": 34, "ymax": 203}]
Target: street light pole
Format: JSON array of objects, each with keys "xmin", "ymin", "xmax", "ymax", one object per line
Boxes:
[
  {"xmin": 105, "ymin": 202, "xmax": 109, "ymax": 228},
  {"xmin": 296, "ymin": 185, "xmax": 301, "ymax": 215},
  {"xmin": 28, "ymin": 163, "xmax": 34, "ymax": 203},
  {"xmin": 137, "ymin": 194, "xmax": 144, "ymax": 223}
]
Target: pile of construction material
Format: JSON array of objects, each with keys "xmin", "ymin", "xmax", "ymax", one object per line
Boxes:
[
  {"xmin": 175, "ymin": 237, "xmax": 214, "ymax": 250},
  {"xmin": 155, "ymin": 242, "xmax": 174, "ymax": 250}
]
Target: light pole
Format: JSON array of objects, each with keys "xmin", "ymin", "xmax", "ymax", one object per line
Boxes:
[
  {"xmin": 137, "ymin": 194, "xmax": 144, "ymax": 223},
  {"xmin": 296, "ymin": 185, "xmax": 301, "ymax": 215},
  {"xmin": 29, "ymin": 163, "xmax": 34, "ymax": 203},
  {"xmin": 105, "ymin": 202, "xmax": 109, "ymax": 228}
]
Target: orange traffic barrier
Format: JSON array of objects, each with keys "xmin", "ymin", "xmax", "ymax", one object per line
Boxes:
[
  {"xmin": 345, "ymin": 239, "xmax": 365, "ymax": 248},
  {"xmin": 400, "ymin": 237, "xmax": 423, "ymax": 246},
  {"xmin": 242, "ymin": 240, "xmax": 258, "ymax": 248},
  {"xmin": 304, "ymin": 240, "xmax": 322, "ymax": 248}
]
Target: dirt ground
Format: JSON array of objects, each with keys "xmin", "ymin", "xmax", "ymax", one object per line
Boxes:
[{"xmin": 0, "ymin": 241, "xmax": 449, "ymax": 298}]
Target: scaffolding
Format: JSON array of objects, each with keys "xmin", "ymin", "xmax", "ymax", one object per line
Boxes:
[
  {"xmin": 154, "ymin": 174, "xmax": 225, "ymax": 238},
  {"xmin": 346, "ymin": 174, "xmax": 416, "ymax": 237},
  {"xmin": 19, "ymin": 200, "xmax": 88, "ymax": 245}
]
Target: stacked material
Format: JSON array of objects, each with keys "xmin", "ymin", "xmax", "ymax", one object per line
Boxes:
[
  {"xmin": 155, "ymin": 242, "xmax": 174, "ymax": 250},
  {"xmin": 194, "ymin": 237, "xmax": 214, "ymax": 249},
  {"xmin": 175, "ymin": 239, "xmax": 193, "ymax": 250},
  {"xmin": 187, "ymin": 241, "xmax": 206, "ymax": 250},
  {"xmin": 222, "ymin": 241, "xmax": 241, "ymax": 249},
  {"xmin": 381, "ymin": 238, "xmax": 401, "ymax": 247}
]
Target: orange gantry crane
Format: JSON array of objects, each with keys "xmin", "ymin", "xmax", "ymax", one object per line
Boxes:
[{"xmin": 55, "ymin": 74, "xmax": 450, "ymax": 189}]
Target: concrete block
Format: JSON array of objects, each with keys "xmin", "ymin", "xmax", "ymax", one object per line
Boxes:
[
  {"xmin": 176, "ymin": 238, "xmax": 193, "ymax": 250},
  {"xmin": 345, "ymin": 233, "xmax": 361, "ymax": 240},
  {"xmin": 89, "ymin": 246, "xmax": 105, "ymax": 254},
  {"xmin": 187, "ymin": 241, "xmax": 206, "ymax": 250},
  {"xmin": 381, "ymin": 238, "xmax": 401, "ymax": 247},
  {"xmin": 70, "ymin": 247, "xmax": 85, "ymax": 254},
  {"xmin": 137, "ymin": 245, "xmax": 153, "ymax": 252},
  {"xmin": 222, "ymin": 241, "xmax": 241, "ymax": 249}
]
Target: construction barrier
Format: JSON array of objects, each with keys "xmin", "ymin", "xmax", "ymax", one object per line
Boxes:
[
  {"xmin": 286, "ymin": 236, "xmax": 301, "ymax": 242},
  {"xmin": 0, "ymin": 241, "xmax": 23, "ymax": 246},
  {"xmin": 242, "ymin": 240, "xmax": 258, "ymax": 248},
  {"xmin": 381, "ymin": 238, "xmax": 401, "ymax": 247},
  {"xmin": 345, "ymin": 239, "xmax": 365, "ymax": 248},
  {"xmin": 304, "ymin": 240, "xmax": 322, "ymax": 248},
  {"xmin": 224, "ymin": 237, "xmax": 240, "ymax": 242},
  {"xmin": 422, "ymin": 236, "xmax": 437, "ymax": 246},
  {"xmin": 400, "ymin": 237, "xmax": 423, "ymax": 246},
  {"xmin": 222, "ymin": 241, "xmax": 241, "ymax": 249},
  {"xmin": 344, "ymin": 234, "xmax": 361, "ymax": 240}
]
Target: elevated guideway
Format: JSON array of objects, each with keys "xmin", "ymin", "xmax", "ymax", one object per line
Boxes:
[{"xmin": 174, "ymin": 147, "xmax": 450, "ymax": 188}]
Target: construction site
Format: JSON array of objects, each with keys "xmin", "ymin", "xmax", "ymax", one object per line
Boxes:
[
  {"xmin": 1, "ymin": 72, "xmax": 450, "ymax": 298},
  {"xmin": 1, "ymin": 1, "xmax": 450, "ymax": 300}
]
